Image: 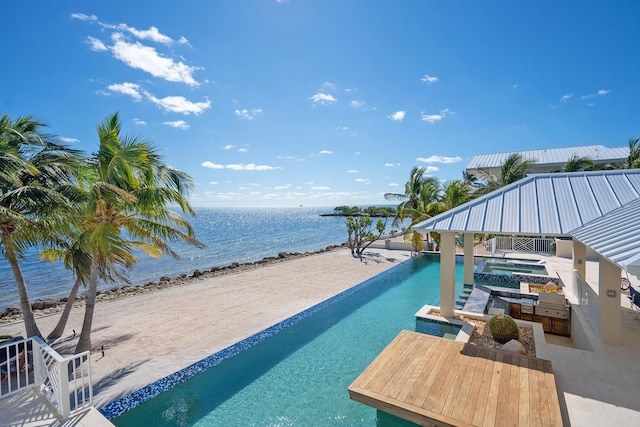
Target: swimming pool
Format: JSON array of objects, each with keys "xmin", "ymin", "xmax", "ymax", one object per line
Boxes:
[{"xmin": 108, "ymin": 255, "xmax": 464, "ymax": 426}]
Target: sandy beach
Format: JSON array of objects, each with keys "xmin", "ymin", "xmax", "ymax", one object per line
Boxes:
[{"xmin": 0, "ymin": 247, "xmax": 410, "ymax": 408}]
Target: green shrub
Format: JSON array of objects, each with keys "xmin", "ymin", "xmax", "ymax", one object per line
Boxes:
[{"xmin": 488, "ymin": 314, "xmax": 519, "ymax": 344}]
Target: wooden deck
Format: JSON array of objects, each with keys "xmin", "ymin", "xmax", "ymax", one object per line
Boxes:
[{"xmin": 348, "ymin": 330, "xmax": 562, "ymax": 427}]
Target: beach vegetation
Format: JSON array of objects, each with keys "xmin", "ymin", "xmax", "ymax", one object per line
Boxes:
[
  {"xmin": 332, "ymin": 205, "xmax": 396, "ymax": 217},
  {"xmin": 384, "ymin": 167, "xmax": 471, "ymax": 252},
  {"xmin": 474, "ymin": 153, "xmax": 534, "ymax": 195},
  {"xmin": 345, "ymin": 213, "xmax": 386, "ymax": 255},
  {"xmin": 72, "ymin": 112, "xmax": 203, "ymax": 354},
  {"xmin": 0, "ymin": 114, "xmax": 83, "ymax": 339},
  {"xmin": 558, "ymin": 154, "xmax": 596, "ymax": 172},
  {"xmin": 627, "ymin": 137, "xmax": 640, "ymax": 169}
]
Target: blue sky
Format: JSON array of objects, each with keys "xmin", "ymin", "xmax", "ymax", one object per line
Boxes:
[{"xmin": 2, "ymin": 1, "xmax": 639, "ymax": 207}]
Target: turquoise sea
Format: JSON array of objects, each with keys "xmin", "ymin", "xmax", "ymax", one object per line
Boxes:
[{"xmin": 0, "ymin": 207, "xmax": 399, "ymax": 309}]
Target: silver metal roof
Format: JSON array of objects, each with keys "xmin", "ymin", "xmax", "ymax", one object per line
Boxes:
[
  {"xmin": 413, "ymin": 169, "xmax": 640, "ymax": 236},
  {"xmin": 413, "ymin": 168, "xmax": 640, "ymax": 274},
  {"xmin": 466, "ymin": 144, "xmax": 629, "ymax": 172},
  {"xmin": 571, "ymin": 198, "xmax": 640, "ymax": 276}
]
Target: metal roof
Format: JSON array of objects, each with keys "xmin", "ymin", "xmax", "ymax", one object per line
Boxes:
[
  {"xmin": 413, "ymin": 169, "xmax": 640, "ymax": 274},
  {"xmin": 571, "ymin": 198, "xmax": 640, "ymax": 276},
  {"xmin": 413, "ymin": 169, "xmax": 640, "ymax": 236},
  {"xmin": 466, "ymin": 145, "xmax": 629, "ymax": 172}
]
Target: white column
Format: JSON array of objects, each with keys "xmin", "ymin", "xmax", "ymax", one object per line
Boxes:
[
  {"xmin": 440, "ymin": 232, "xmax": 456, "ymax": 318},
  {"xmin": 463, "ymin": 233, "xmax": 474, "ymax": 285},
  {"xmin": 599, "ymin": 257, "xmax": 621, "ymax": 345},
  {"xmin": 572, "ymin": 239, "xmax": 586, "ymax": 280}
]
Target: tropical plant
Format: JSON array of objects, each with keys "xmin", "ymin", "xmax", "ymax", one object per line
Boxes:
[
  {"xmin": 475, "ymin": 154, "xmax": 534, "ymax": 195},
  {"xmin": 628, "ymin": 137, "xmax": 640, "ymax": 169},
  {"xmin": 73, "ymin": 113, "xmax": 203, "ymax": 354},
  {"xmin": 345, "ymin": 215, "xmax": 386, "ymax": 255},
  {"xmin": 488, "ymin": 314, "xmax": 520, "ymax": 344},
  {"xmin": 555, "ymin": 154, "xmax": 595, "ymax": 172},
  {"xmin": 384, "ymin": 167, "xmax": 442, "ymax": 251},
  {"xmin": 0, "ymin": 114, "xmax": 82, "ymax": 339}
]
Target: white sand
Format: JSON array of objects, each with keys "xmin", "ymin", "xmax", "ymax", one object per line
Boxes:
[{"xmin": 0, "ymin": 248, "xmax": 410, "ymax": 408}]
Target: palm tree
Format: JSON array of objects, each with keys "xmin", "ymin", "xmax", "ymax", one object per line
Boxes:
[
  {"xmin": 0, "ymin": 114, "xmax": 81, "ymax": 339},
  {"xmin": 428, "ymin": 180, "xmax": 470, "ymax": 215},
  {"xmin": 74, "ymin": 113, "xmax": 203, "ymax": 354},
  {"xmin": 627, "ymin": 137, "xmax": 640, "ymax": 169},
  {"xmin": 557, "ymin": 155, "xmax": 595, "ymax": 172},
  {"xmin": 385, "ymin": 167, "xmax": 443, "ymax": 252},
  {"xmin": 475, "ymin": 153, "xmax": 534, "ymax": 195}
]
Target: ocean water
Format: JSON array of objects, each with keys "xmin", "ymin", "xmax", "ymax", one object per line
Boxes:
[{"xmin": 0, "ymin": 207, "xmax": 400, "ymax": 309}]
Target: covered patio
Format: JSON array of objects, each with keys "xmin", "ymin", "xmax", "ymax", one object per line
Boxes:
[
  {"xmin": 409, "ymin": 169, "xmax": 640, "ymax": 425},
  {"xmin": 413, "ymin": 169, "xmax": 640, "ymax": 346}
]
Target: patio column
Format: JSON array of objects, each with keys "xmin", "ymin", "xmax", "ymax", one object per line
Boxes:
[
  {"xmin": 599, "ymin": 257, "xmax": 621, "ymax": 345},
  {"xmin": 440, "ymin": 232, "xmax": 456, "ymax": 318},
  {"xmin": 572, "ymin": 239, "xmax": 587, "ymax": 281},
  {"xmin": 463, "ymin": 233, "xmax": 474, "ymax": 285}
]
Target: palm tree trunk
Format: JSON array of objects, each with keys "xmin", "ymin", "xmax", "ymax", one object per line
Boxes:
[
  {"xmin": 6, "ymin": 249, "xmax": 42, "ymax": 339},
  {"xmin": 75, "ymin": 258, "xmax": 99, "ymax": 354},
  {"xmin": 47, "ymin": 276, "xmax": 83, "ymax": 340}
]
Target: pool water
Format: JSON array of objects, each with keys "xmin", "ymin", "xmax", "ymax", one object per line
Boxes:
[
  {"xmin": 415, "ymin": 318, "xmax": 462, "ymax": 340},
  {"xmin": 111, "ymin": 255, "xmax": 464, "ymax": 426},
  {"xmin": 482, "ymin": 264, "xmax": 548, "ymax": 275}
]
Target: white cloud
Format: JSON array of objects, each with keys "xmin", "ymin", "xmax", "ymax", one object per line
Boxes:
[
  {"xmin": 202, "ymin": 162, "xmax": 225, "ymax": 169},
  {"xmin": 416, "ymin": 155, "xmax": 462, "ymax": 164},
  {"xmin": 123, "ymin": 25, "xmax": 172, "ymax": 44},
  {"xmin": 423, "ymin": 166, "xmax": 440, "ymax": 173},
  {"xmin": 132, "ymin": 118, "xmax": 146, "ymax": 125},
  {"xmin": 209, "ymin": 181, "xmax": 218, "ymax": 185},
  {"xmin": 388, "ymin": 182, "xmax": 399, "ymax": 187},
  {"xmin": 318, "ymin": 150, "xmax": 332, "ymax": 155},
  {"xmin": 337, "ymin": 126, "xmax": 350, "ymax": 131},
  {"xmin": 561, "ymin": 94, "xmax": 573, "ymax": 102},
  {"xmin": 384, "ymin": 163, "xmax": 395, "ymax": 167},
  {"xmin": 346, "ymin": 169, "xmax": 358, "ymax": 173},
  {"xmin": 581, "ymin": 89, "xmax": 611, "ymax": 99},
  {"xmin": 420, "ymin": 74, "xmax": 438, "ymax": 84},
  {"xmin": 108, "ymin": 82, "xmax": 142, "ymax": 101},
  {"xmin": 145, "ymin": 93, "xmax": 211, "ymax": 115},
  {"xmin": 388, "ymin": 111, "xmax": 406, "ymax": 121},
  {"xmin": 223, "ymin": 145, "xmax": 235, "ymax": 150},
  {"xmin": 56, "ymin": 136, "xmax": 79, "ymax": 143},
  {"xmin": 309, "ymin": 92, "xmax": 337, "ymax": 104},
  {"xmin": 163, "ymin": 120, "xmax": 189, "ymax": 130},
  {"xmin": 421, "ymin": 108, "xmax": 452, "ymax": 124},
  {"xmin": 321, "ymin": 82, "xmax": 336, "ymax": 90},
  {"xmin": 238, "ymin": 148, "xmax": 248, "ymax": 153},
  {"xmin": 350, "ymin": 100, "xmax": 365, "ymax": 108},
  {"xmin": 110, "ymin": 33, "xmax": 201, "ymax": 86},
  {"xmin": 355, "ymin": 178, "xmax": 370, "ymax": 184},
  {"xmin": 202, "ymin": 162, "xmax": 276, "ymax": 171},
  {"xmin": 274, "ymin": 185, "xmax": 291, "ymax": 190},
  {"xmin": 71, "ymin": 13, "xmax": 97, "ymax": 22},
  {"xmin": 311, "ymin": 186, "xmax": 331, "ymax": 191},
  {"xmin": 87, "ymin": 36, "xmax": 108, "ymax": 51},
  {"xmin": 225, "ymin": 163, "xmax": 276, "ymax": 171},
  {"xmin": 234, "ymin": 108, "xmax": 263, "ymax": 120}
]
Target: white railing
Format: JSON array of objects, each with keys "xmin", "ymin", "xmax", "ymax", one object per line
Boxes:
[
  {"xmin": 0, "ymin": 336, "xmax": 93, "ymax": 418},
  {"xmin": 490, "ymin": 236, "xmax": 554, "ymax": 254},
  {"xmin": 573, "ymin": 270, "xmax": 600, "ymax": 336}
]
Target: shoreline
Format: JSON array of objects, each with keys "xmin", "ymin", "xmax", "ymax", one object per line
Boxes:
[
  {"xmin": 0, "ymin": 243, "xmax": 348, "ymax": 325},
  {"xmin": 0, "ymin": 247, "xmax": 409, "ymax": 408}
]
